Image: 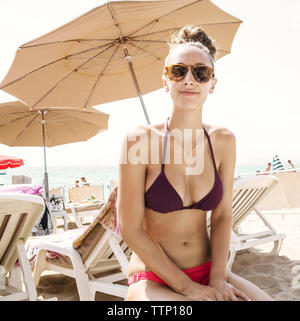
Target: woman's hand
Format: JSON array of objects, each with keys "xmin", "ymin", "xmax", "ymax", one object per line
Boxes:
[
  {"xmin": 209, "ymin": 279, "xmax": 251, "ymax": 301},
  {"xmin": 181, "ymin": 281, "xmax": 220, "ymax": 301}
]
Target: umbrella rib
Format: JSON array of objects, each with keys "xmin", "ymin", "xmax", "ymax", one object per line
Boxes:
[
  {"xmin": 129, "ymin": 28, "xmax": 178, "ymax": 39},
  {"xmin": 19, "ymin": 19, "xmax": 240, "ymax": 51},
  {"xmin": 128, "ymin": 29, "xmax": 176, "ymax": 58},
  {"xmin": 128, "ymin": 39, "xmax": 167, "ymax": 44},
  {"xmin": 47, "ymin": 110, "xmax": 105, "ymax": 127},
  {"xmin": 126, "ymin": 0, "xmax": 204, "ymax": 38},
  {"xmin": 130, "ymin": 21, "xmax": 242, "ymax": 40},
  {"xmin": 47, "ymin": 112, "xmax": 98, "ymax": 140},
  {"xmin": 0, "ymin": 41, "xmax": 116, "ymax": 90},
  {"xmin": 0, "ymin": 111, "xmax": 35, "ymax": 128},
  {"xmin": 82, "ymin": 43, "xmax": 121, "ymax": 110},
  {"xmin": 106, "ymin": 2, "xmax": 128, "ymax": 53},
  {"xmin": 20, "ymin": 39, "xmax": 117, "ymax": 49},
  {"xmin": 43, "ymin": 113, "xmax": 81, "ymax": 145},
  {"xmin": 106, "ymin": 1, "xmax": 151, "ymax": 124},
  {"xmin": 30, "ymin": 42, "xmax": 117, "ymax": 109},
  {"xmin": 10, "ymin": 113, "xmax": 40, "ymax": 146},
  {"xmin": 127, "ymin": 42, "xmax": 162, "ymax": 61}
]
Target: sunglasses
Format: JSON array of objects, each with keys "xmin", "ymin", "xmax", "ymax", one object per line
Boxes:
[{"xmin": 164, "ymin": 63, "xmax": 214, "ymax": 83}]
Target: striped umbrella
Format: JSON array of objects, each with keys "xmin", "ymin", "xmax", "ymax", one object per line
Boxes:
[{"xmin": 272, "ymin": 155, "xmax": 285, "ymax": 171}]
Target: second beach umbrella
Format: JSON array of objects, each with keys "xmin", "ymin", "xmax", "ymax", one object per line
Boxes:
[
  {"xmin": 0, "ymin": 0, "xmax": 242, "ymax": 124},
  {"xmin": 0, "ymin": 155, "xmax": 24, "ymax": 170},
  {"xmin": 0, "ymin": 101, "xmax": 109, "ymax": 202}
]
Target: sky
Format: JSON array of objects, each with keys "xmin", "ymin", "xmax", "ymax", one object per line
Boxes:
[{"xmin": 0, "ymin": 0, "xmax": 299, "ymax": 168}]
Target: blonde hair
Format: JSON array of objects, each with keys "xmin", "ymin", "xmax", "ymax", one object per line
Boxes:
[{"xmin": 166, "ymin": 25, "xmax": 216, "ymax": 68}]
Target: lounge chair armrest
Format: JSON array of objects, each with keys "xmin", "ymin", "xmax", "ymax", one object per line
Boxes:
[{"xmin": 38, "ymin": 241, "xmax": 75, "ymax": 257}]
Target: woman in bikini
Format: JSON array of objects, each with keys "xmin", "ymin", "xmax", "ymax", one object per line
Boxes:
[{"xmin": 117, "ymin": 25, "xmax": 273, "ymax": 301}]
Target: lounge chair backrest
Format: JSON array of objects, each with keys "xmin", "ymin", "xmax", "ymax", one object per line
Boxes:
[
  {"xmin": 0, "ymin": 193, "xmax": 45, "ymax": 272},
  {"xmin": 232, "ymin": 175, "xmax": 278, "ymax": 228},
  {"xmin": 72, "ymin": 186, "xmax": 131, "ymax": 269},
  {"xmin": 69, "ymin": 184, "xmax": 104, "ymax": 203},
  {"xmin": 50, "ymin": 186, "xmax": 64, "ymax": 198}
]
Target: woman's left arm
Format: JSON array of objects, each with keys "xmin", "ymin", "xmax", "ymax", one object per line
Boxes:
[
  {"xmin": 208, "ymin": 128, "xmax": 249, "ymax": 301},
  {"xmin": 208, "ymin": 128, "xmax": 236, "ymax": 284}
]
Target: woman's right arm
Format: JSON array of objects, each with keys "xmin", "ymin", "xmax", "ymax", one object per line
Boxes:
[{"xmin": 117, "ymin": 127, "xmax": 218, "ymax": 300}]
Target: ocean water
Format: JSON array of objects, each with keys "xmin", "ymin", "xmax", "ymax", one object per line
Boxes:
[
  {"xmin": 0, "ymin": 163, "xmax": 269, "ymax": 197},
  {"xmin": 0, "ymin": 166, "xmax": 118, "ymax": 199}
]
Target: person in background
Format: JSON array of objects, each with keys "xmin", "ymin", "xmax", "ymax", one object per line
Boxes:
[
  {"xmin": 80, "ymin": 177, "xmax": 90, "ymax": 186},
  {"xmin": 287, "ymin": 160, "xmax": 295, "ymax": 169},
  {"xmin": 287, "ymin": 160, "xmax": 296, "ymax": 172},
  {"xmin": 256, "ymin": 170, "xmax": 261, "ymax": 176},
  {"xmin": 75, "ymin": 180, "xmax": 80, "ymax": 187},
  {"xmin": 263, "ymin": 162, "xmax": 271, "ymax": 175}
]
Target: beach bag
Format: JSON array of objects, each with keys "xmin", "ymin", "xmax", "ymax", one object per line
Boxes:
[
  {"xmin": 49, "ymin": 194, "xmax": 65, "ymax": 212},
  {"xmin": 32, "ymin": 203, "xmax": 53, "ymax": 236}
]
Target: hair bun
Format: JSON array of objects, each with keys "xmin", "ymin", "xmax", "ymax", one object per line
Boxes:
[{"xmin": 171, "ymin": 25, "xmax": 216, "ymax": 61}]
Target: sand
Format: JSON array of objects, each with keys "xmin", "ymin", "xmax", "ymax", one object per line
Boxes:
[
  {"xmin": 35, "ymin": 212, "xmax": 300, "ymax": 301},
  {"xmin": 231, "ymin": 211, "xmax": 300, "ymax": 301}
]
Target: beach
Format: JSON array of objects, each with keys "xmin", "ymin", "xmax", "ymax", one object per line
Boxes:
[
  {"xmin": 34, "ymin": 211, "xmax": 300, "ymax": 301},
  {"xmin": 1, "ymin": 0, "xmax": 300, "ymax": 306}
]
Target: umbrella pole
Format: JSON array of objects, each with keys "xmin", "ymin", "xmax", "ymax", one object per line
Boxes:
[
  {"xmin": 126, "ymin": 57, "xmax": 151, "ymax": 125},
  {"xmin": 41, "ymin": 110, "xmax": 50, "ymax": 203},
  {"xmin": 40, "ymin": 110, "xmax": 54, "ymax": 234}
]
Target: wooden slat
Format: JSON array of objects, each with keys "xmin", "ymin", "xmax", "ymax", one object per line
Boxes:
[
  {"xmin": 232, "ymin": 189, "xmax": 253, "ymax": 220},
  {"xmin": 1, "ymin": 213, "xmax": 27, "ymax": 269},
  {"xmin": 0, "ymin": 215, "xmax": 9, "ymax": 242},
  {"xmin": 0, "ymin": 215, "xmax": 20, "ymax": 261},
  {"xmin": 234, "ymin": 189, "xmax": 260, "ymax": 226},
  {"xmin": 234, "ymin": 188, "xmax": 266, "ymax": 226}
]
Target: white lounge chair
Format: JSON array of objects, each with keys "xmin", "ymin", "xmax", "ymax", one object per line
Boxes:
[
  {"xmin": 32, "ymin": 187, "xmax": 130, "ymax": 300},
  {"xmin": 0, "ymin": 193, "xmax": 45, "ymax": 301},
  {"xmin": 66, "ymin": 184, "xmax": 105, "ymax": 228},
  {"xmin": 225, "ymin": 175, "xmax": 286, "ymax": 269}
]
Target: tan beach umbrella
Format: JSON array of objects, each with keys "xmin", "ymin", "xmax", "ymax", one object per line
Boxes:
[
  {"xmin": 0, "ymin": 0, "xmax": 242, "ymax": 124},
  {"xmin": 0, "ymin": 100, "xmax": 109, "ymax": 201}
]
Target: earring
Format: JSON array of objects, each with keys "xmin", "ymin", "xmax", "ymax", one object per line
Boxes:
[{"xmin": 162, "ymin": 81, "xmax": 169, "ymax": 92}]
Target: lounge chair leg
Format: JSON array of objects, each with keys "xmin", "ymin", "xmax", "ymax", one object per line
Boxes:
[
  {"xmin": 16, "ymin": 241, "xmax": 37, "ymax": 301},
  {"xmin": 8, "ymin": 266, "xmax": 23, "ymax": 290},
  {"xmin": 89, "ymin": 286, "xmax": 96, "ymax": 301},
  {"xmin": 270, "ymin": 239, "xmax": 283, "ymax": 256},
  {"xmin": 74, "ymin": 273, "xmax": 90, "ymax": 301},
  {"xmin": 52, "ymin": 215, "xmax": 58, "ymax": 234},
  {"xmin": 33, "ymin": 250, "xmax": 47, "ymax": 287},
  {"xmin": 70, "ymin": 252, "xmax": 91, "ymax": 300},
  {"xmin": 70, "ymin": 207, "xmax": 83, "ymax": 228},
  {"xmin": 63, "ymin": 213, "xmax": 68, "ymax": 231}
]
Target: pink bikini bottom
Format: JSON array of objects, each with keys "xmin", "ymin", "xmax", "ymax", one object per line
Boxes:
[{"xmin": 128, "ymin": 261, "xmax": 211, "ymax": 286}]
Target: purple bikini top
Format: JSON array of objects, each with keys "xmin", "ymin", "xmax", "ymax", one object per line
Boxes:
[{"xmin": 144, "ymin": 119, "xmax": 223, "ymax": 213}]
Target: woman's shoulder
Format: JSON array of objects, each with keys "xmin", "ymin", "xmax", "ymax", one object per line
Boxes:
[
  {"xmin": 204, "ymin": 123, "xmax": 236, "ymax": 147},
  {"xmin": 204, "ymin": 124, "xmax": 236, "ymax": 166}
]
